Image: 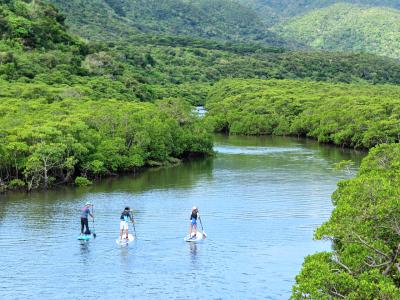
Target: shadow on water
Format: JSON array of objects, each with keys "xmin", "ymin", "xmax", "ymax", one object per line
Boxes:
[
  {"xmin": 0, "ymin": 157, "xmax": 214, "ymax": 225},
  {"xmin": 96, "ymin": 156, "xmax": 214, "ymax": 193}
]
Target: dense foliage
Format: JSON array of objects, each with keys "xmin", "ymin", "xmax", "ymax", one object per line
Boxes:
[
  {"xmin": 274, "ymin": 3, "xmax": 400, "ymax": 59},
  {"xmin": 2, "ymin": 1, "xmax": 400, "ymax": 106},
  {"xmin": 48, "ymin": 0, "xmax": 287, "ymax": 46},
  {"xmin": 238, "ymin": 0, "xmax": 400, "ymax": 24},
  {"xmin": 205, "ymin": 79, "xmax": 400, "ymax": 149},
  {"xmin": 0, "ymin": 96, "xmax": 212, "ymax": 192},
  {"xmin": 292, "ymin": 144, "xmax": 400, "ymax": 299},
  {"xmin": 0, "ymin": 0, "xmax": 213, "ymax": 192},
  {"xmin": 4, "ymin": 34, "xmax": 400, "ymax": 106},
  {"xmin": 0, "ymin": 0, "xmax": 80, "ymax": 49}
]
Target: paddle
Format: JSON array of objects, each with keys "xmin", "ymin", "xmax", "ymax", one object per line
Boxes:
[
  {"xmin": 131, "ymin": 210, "xmax": 137, "ymax": 239},
  {"xmin": 91, "ymin": 204, "xmax": 97, "ymax": 238},
  {"xmin": 132, "ymin": 219, "xmax": 137, "ymax": 239},
  {"xmin": 198, "ymin": 215, "xmax": 207, "ymax": 239}
]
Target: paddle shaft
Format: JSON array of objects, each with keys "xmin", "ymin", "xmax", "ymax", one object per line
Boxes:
[
  {"xmin": 132, "ymin": 218, "xmax": 137, "ymax": 238},
  {"xmin": 92, "ymin": 204, "xmax": 96, "ymax": 238},
  {"xmin": 199, "ymin": 215, "xmax": 204, "ymax": 231}
]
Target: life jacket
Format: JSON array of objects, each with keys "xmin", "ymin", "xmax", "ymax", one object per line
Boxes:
[{"xmin": 120, "ymin": 211, "xmax": 131, "ymax": 222}]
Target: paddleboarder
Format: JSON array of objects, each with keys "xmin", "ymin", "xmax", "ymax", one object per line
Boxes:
[
  {"xmin": 120, "ymin": 207, "xmax": 135, "ymax": 241},
  {"xmin": 80, "ymin": 202, "xmax": 94, "ymax": 235},
  {"xmin": 189, "ymin": 206, "xmax": 199, "ymax": 238}
]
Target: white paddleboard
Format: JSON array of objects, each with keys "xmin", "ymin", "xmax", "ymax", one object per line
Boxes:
[
  {"xmin": 184, "ymin": 231, "xmax": 205, "ymax": 242},
  {"xmin": 116, "ymin": 234, "xmax": 135, "ymax": 245}
]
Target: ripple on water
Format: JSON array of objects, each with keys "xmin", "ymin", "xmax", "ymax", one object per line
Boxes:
[{"xmin": 214, "ymin": 145, "xmax": 311, "ymax": 155}]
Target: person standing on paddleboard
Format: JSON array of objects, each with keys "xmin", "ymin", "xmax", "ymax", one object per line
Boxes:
[
  {"xmin": 80, "ymin": 202, "xmax": 94, "ymax": 235},
  {"xmin": 120, "ymin": 207, "xmax": 135, "ymax": 241},
  {"xmin": 189, "ymin": 206, "xmax": 199, "ymax": 238}
]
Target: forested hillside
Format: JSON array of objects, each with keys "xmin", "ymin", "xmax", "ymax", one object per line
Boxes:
[
  {"xmin": 274, "ymin": 3, "xmax": 400, "ymax": 59},
  {"xmin": 46, "ymin": 0, "xmax": 400, "ymax": 60},
  {"xmin": 48, "ymin": 0, "xmax": 286, "ymax": 46},
  {"xmin": 238, "ymin": 0, "xmax": 400, "ymax": 24},
  {"xmin": 4, "ymin": 0, "xmax": 400, "ymax": 104}
]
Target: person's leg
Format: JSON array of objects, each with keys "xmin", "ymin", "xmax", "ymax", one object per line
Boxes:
[
  {"xmin": 81, "ymin": 218, "xmax": 84, "ymax": 234},
  {"xmin": 126, "ymin": 225, "xmax": 129, "ymax": 239},
  {"xmin": 193, "ymin": 223, "xmax": 197, "ymax": 236},
  {"xmin": 84, "ymin": 218, "xmax": 90, "ymax": 234},
  {"xmin": 120, "ymin": 221, "xmax": 123, "ymax": 240}
]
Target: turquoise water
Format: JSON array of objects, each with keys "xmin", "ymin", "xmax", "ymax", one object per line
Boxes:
[{"xmin": 0, "ymin": 135, "xmax": 364, "ymax": 299}]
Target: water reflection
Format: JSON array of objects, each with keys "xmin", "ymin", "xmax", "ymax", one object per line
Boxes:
[
  {"xmin": 79, "ymin": 241, "xmax": 91, "ymax": 262},
  {"xmin": 189, "ymin": 243, "xmax": 198, "ymax": 264}
]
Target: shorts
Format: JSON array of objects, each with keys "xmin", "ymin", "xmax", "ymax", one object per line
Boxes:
[
  {"xmin": 120, "ymin": 221, "xmax": 129, "ymax": 230},
  {"xmin": 191, "ymin": 218, "xmax": 197, "ymax": 225}
]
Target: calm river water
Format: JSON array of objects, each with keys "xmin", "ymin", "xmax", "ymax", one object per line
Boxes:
[{"xmin": 0, "ymin": 135, "xmax": 364, "ymax": 300}]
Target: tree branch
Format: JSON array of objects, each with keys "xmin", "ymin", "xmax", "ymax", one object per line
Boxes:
[
  {"xmin": 333, "ymin": 255, "xmax": 353, "ymax": 275},
  {"xmin": 353, "ymin": 232, "xmax": 390, "ymax": 260},
  {"xmin": 395, "ymin": 263, "xmax": 400, "ymax": 274},
  {"xmin": 383, "ymin": 243, "xmax": 400, "ymax": 276},
  {"xmin": 329, "ymin": 288, "xmax": 345, "ymax": 299}
]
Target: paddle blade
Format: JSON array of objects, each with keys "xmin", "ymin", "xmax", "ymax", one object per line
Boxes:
[
  {"xmin": 203, "ymin": 231, "xmax": 207, "ymax": 239},
  {"xmin": 93, "ymin": 232, "xmax": 97, "ymax": 238}
]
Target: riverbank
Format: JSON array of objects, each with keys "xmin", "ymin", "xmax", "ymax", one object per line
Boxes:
[
  {"xmin": 0, "ymin": 98, "xmax": 213, "ymax": 193},
  {"xmin": 205, "ymin": 79, "xmax": 400, "ymax": 149}
]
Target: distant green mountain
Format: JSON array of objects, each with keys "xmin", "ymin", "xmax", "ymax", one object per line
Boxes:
[
  {"xmin": 48, "ymin": 0, "xmax": 287, "ymax": 46},
  {"xmin": 273, "ymin": 3, "xmax": 400, "ymax": 59},
  {"xmin": 237, "ymin": 0, "xmax": 400, "ymax": 24}
]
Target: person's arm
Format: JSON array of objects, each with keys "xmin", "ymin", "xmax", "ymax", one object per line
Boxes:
[{"xmin": 89, "ymin": 208, "xmax": 94, "ymax": 219}]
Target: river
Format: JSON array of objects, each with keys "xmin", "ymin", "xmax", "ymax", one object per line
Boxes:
[{"xmin": 0, "ymin": 135, "xmax": 364, "ymax": 299}]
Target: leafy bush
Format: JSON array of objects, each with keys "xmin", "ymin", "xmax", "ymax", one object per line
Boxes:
[
  {"xmin": 74, "ymin": 176, "xmax": 92, "ymax": 187},
  {"xmin": 8, "ymin": 179, "xmax": 25, "ymax": 190}
]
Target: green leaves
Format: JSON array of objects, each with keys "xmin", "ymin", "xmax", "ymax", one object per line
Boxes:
[
  {"xmin": 0, "ymin": 97, "xmax": 213, "ymax": 190},
  {"xmin": 274, "ymin": 3, "xmax": 400, "ymax": 60},
  {"xmin": 206, "ymin": 79, "xmax": 400, "ymax": 149},
  {"xmin": 293, "ymin": 144, "xmax": 400, "ymax": 298}
]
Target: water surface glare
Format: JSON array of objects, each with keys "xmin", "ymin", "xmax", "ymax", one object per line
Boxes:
[{"xmin": 0, "ymin": 135, "xmax": 364, "ymax": 299}]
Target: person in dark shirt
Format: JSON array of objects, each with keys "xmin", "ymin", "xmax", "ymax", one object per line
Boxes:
[
  {"xmin": 120, "ymin": 207, "xmax": 135, "ymax": 241},
  {"xmin": 80, "ymin": 202, "xmax": 94, "ymax": 235},
  {"xmin": 189, "ymin": 206, "xmax": 198, "ymax": 238}
]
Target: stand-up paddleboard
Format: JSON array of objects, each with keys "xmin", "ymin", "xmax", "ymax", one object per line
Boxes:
[
  {"xmin": 184, "ymin": 231, "xmax": 205, "ymax": 242},
  {"xmin": 116, "ymin": 234, "xmax": 135, "ymax": 245},
  {"xmin": 77, "ymin": 234, "xmax": 91, "ymax": 241}
]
